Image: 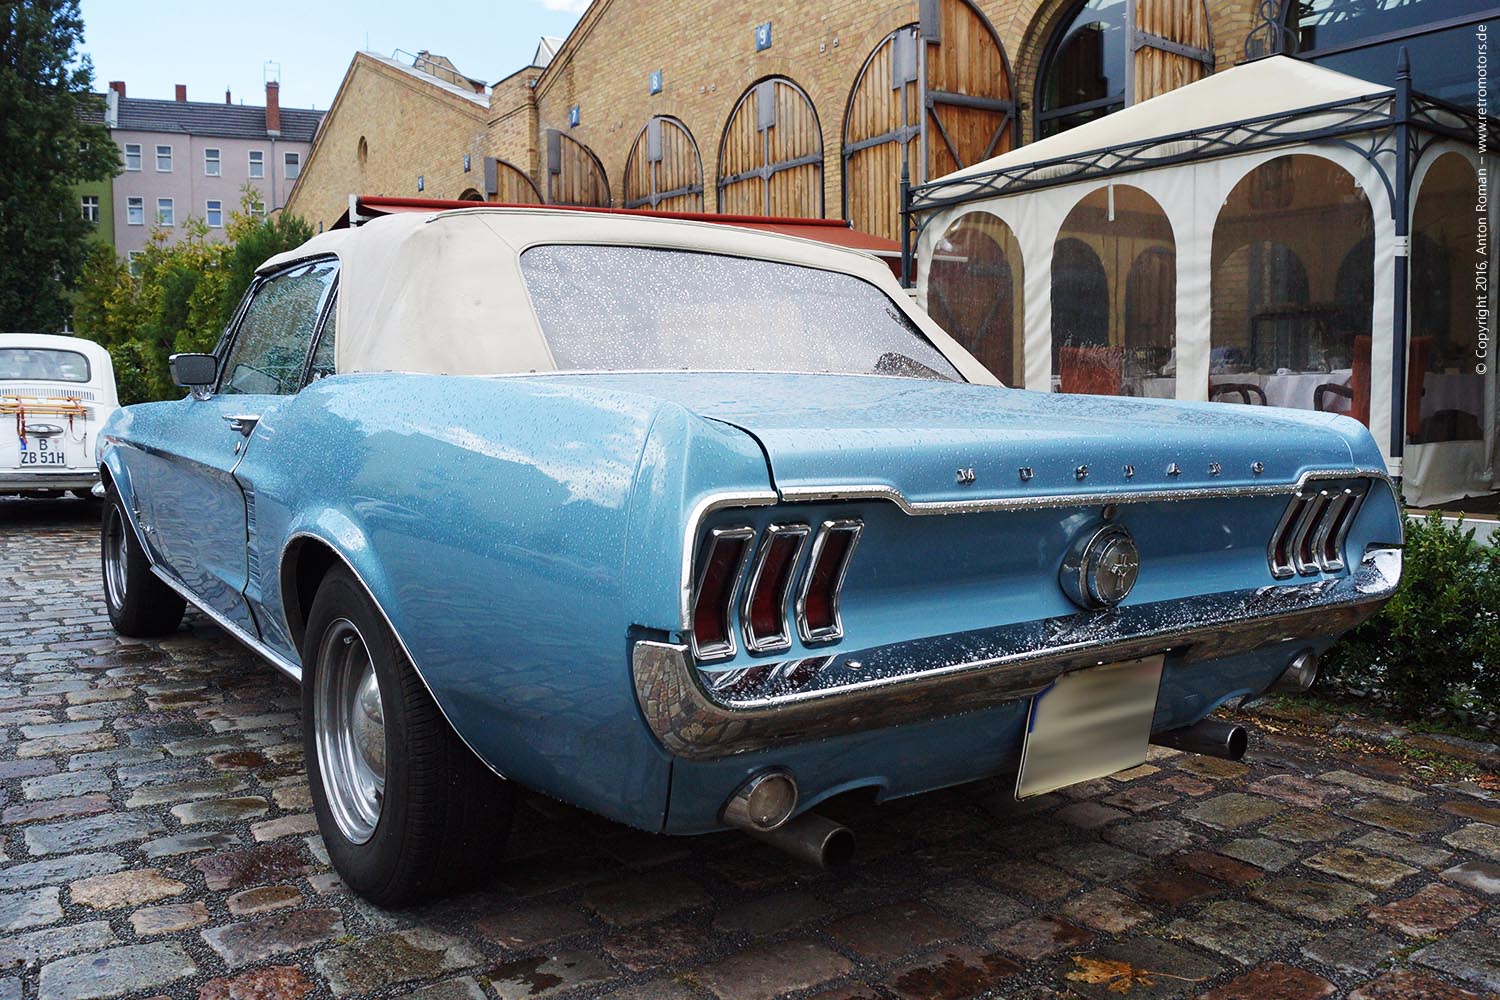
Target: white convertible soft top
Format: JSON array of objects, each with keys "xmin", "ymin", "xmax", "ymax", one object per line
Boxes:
[{"xmin": 257, "ymin": 208, "xmax": 994, "ymax": 384}]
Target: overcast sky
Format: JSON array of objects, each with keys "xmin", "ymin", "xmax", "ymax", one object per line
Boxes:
[{"xmin": 77, "ymin": 0, "xmax": 588, "ymax": 110}]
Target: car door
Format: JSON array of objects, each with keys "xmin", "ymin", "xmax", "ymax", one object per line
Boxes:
[{"xmin": 142, "ymin": 257, "xmax": 339, "ymax": 633}]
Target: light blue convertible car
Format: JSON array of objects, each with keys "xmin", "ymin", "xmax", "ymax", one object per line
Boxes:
[{"xmin": 97, "ymin": 207, "xmax": 1403, "ymax": 904}]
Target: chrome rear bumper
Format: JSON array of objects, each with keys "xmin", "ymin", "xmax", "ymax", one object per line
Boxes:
[
  {"xmin": 0, "ymin": 470, "xmax": 100, "ymax": 491},
  {"xmin": 633, "ymin": 546, "xmax": 1401, "ymax": 760}
]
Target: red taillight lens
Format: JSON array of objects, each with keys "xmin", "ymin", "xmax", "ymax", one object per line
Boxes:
[
  {"xmin": 743, "ymin": 524, "xmax": 809, "ymax": 652},
  {"xmin": 691, "ymin": 527, "xmax": 753, "ymax": 659},
  {"xmin": 796, "ymin": 520, "xmax": 862, "ymax": 643}
]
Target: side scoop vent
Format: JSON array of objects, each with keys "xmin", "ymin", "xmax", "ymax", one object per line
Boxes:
[{"xmin": 1268, "ymin": 482, "xmax": 1365, "ymax": 579}]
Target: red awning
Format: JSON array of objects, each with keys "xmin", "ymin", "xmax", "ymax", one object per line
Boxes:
[{"xmin": 330, "ymin": 196, "xmax": 902, "ymax": 274}]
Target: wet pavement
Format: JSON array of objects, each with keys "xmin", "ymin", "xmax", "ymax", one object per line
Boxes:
[{"xmin": 1, "ymin": 495, "xmax": 1497, "ymax": 999}]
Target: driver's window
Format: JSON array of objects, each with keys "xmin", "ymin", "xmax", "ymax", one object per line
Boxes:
[
  {"xmin": 220, "ymin": 258, "xmax": 338, "ymax": 395},
  {"xmin": 306, "ymin": 292, "xmax": 337, "ymax": 384}
]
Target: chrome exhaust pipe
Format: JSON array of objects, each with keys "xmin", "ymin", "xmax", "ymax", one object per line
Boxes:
[
  {"xmin": 1150, "ymin": 718, "xmax": 1248, "ymax": 760},
  {"xmin": 1271, "ymin": 650, "xmax": 1319, "ymax": 693},
  {"xmin": 746, "ymin": 812, "xmax": 855, "ymax": 869}
]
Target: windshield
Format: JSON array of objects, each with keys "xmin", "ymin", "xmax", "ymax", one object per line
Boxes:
[
  {"xmin": 520, "ymin": 245, "xmax": 962, "ymax": 381},
  {"xmin": 0, "ymin": 348, "xmax": 91, "ymax": 383}
]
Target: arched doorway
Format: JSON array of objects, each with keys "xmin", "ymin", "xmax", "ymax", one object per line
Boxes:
[
  {"xmin": 545, "ymin": 130, "xmax": 611, "ymax": 207},
  {"xmin": 486, "ymin": 158, "xmax": 544, "ymax": 204},
  {"xmin": 718, "ymin": 77, "xmax": 823, "ymax": 217},
  {"xmin": 625, "ymin": 116, "xmax": 704, "ymax": 211},
  {"xmin": 843, "ymin": 0, "xmax": 1016, "ymax": 242}
]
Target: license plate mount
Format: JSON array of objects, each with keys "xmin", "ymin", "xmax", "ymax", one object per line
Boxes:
[{"xmin": 1016, "ymin": 655, "xmax": 1164, "ymax": 799}]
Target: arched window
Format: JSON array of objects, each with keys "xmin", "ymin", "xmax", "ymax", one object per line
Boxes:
[
  {"xmin": 719, "ymin": 78, "xmax": 823, "ymax": 217},
  {"xmin": 625, "ymin": 116, "xmax": 703, "ymax": 211},
  {"xmin": 1409, "ymin": 153, "xmax": 1484, "ymax": 443},
  {"xmin": 1210, "ymin": 155, "xmax": 1373, "ymax": 419},
  {"xmin": 927, "ymin": 212, "xmax": 1024, "ymax": 386},
  {"xmin": 1053, "ymin": 185, "xmax": 1176, "ymax": 397},
  {"xmin": 1036, "ymin": 0, "xmax": 1127, "ymax": 139},
  {"xmin": 545, "ymin": 130, "xmax": 610, "ymax": 207},
  {"xmin": 843, "ymin": 0, "xmax": 1015, "ymax": 242},
  {"xmin": 457, "ymin": 188, "xmax": 483, "ymax": 202}
]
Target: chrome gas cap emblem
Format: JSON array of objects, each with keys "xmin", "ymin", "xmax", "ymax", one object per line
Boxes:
[{"xmin": 1060, "ymin": 523, "xmax": 1140, "ymax": 610}]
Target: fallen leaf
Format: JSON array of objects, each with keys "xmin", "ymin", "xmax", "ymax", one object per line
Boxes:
[{"xmin": 1065, "ymin": 955, "xmax": 1207, "ymax": 994}]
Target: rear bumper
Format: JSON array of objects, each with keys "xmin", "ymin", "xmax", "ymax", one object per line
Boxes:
[
  {"xmin": 633, "ymin": 545, "xmax": 1401, "ymax": 761},
  {"xmin": 0, "ymin": 469, "xmax": 100, "ymax": 492}
]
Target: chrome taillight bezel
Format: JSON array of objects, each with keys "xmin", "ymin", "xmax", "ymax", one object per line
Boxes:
[
  {"xmin": 1267, "ymin": 481, "xmax": 1367, "ymax": 579},
  {"xmin": 794, "ymin": 519, "xmax": 863, "ymax": 644},
  {"xmin": 740, "ymin": 523, "xmax": 810, "ymax": 654},
  {"xmin": 689, "ymin": 525, "xmax": 754, "ymax": 662}
]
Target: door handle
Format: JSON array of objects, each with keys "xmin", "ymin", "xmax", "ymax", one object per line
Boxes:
[{"xmin": 223, "ymin": 413, "xmax": 260, "ymax": 437}]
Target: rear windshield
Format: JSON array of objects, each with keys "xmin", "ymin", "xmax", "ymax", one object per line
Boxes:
[
  {"xmin": 0, "ymin": 348, "xmax": 91, "ymax": 383},
  {"xmin": 520, "ymin": 245, "xmax": 962, "ymax": 381}
]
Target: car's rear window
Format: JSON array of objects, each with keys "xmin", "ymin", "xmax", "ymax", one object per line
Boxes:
[
  {"xmin": 519, "ymin": 245, "xmax": 962, "ymax": 381},
  {"xmin": 0, "ymin": 348, "xmax": 91, "ymax": 383}
]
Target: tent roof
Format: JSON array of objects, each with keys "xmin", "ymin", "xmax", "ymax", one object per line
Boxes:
[{"xmin": 942, "ymin": 57, "xmax": 1389, "ymax": 185}]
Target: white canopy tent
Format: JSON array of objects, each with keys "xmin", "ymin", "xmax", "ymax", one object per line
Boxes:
[{"xmin": 908, "ymin": 55, "xmax": 1496, "ymax": 509}]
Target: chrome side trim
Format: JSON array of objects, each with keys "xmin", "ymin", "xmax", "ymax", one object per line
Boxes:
[
  {"xmin": 690, "ymin": 526, "xmax": 756, "ymax": 662},
  {"xmin": 794, "ymin": 519, "xmax": 862, "ymax": 644},
  {"xmin": 740, "ymin": 523, "xmax": 810, "ymax": 655},
  {"xmin": 277, "ymin": 531, "xmax": 509, "ymax": 780},
  {"xmin": 633, "ymin": 546, "xmax": 1402, "ymax": 760},
  {"xmin": 149, "ymin": 566, "xmax": 302, "ymax": 683}
]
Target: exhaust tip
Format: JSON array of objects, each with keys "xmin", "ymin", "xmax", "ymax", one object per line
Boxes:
[
  {"xmin": 1225, "ymin": 724, "xmax": 1248, "ymax": 761},
  {"xmin": 1273, "ymin": 650, "xmax": 1320, "ymax": 693},
  {"xmin": 821, "ymin": 825, "xmax": 856, "ymax": 868},
  {"xmin": 722, "ymin": 770, "xmax": 798, "ymax": 832}
]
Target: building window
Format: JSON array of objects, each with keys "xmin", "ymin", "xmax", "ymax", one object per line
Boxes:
[
  {"xmin": 206, "ymin": 199, "xmax": 223, "ymax": 228},
  {"xmin": 155, "ymin": 144, "xmax": 172, "ymax": 171},
  {"xmin": 250, "ymin": 201, "xmax": 266, "ymax": 217},
  {"xmin": 156, "ymin": 197, "xmax": 174, "ymax": 227},
  {"xmin": 249, "ymin": 150, "xmax": 264, "ymax": 178},
  {"xmin": 1036, "ymin": 0, "xmax": 1128, "ymax": 139},
  {"xmin": 127, "ymin": 252, "xmax": 143, "ymax": 276},
  {"xmin": 123, "ymin": 143, "xmax": 141, "ymax": 171},
  {"xmin": 204, "ymin": 148, "xmax": 221, "ymax": 176},
  {"xmin": 126, "ymin": 196, "xmax": 144, "ymax": 225},
  {"xmin": 284, "ymin": 151, "xmax": 300, "ymax": 179},
  {"xmin": 80, "ymin": 195, "xmax": 100, "ymax": 224}
]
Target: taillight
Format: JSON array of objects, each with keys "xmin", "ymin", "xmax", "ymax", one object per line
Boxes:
[
  {"xmin": 796, "ymin": 520, "xmax": 862, "ymax": 643},
  {"xmin": 1266, "ymin": 481, "xmax": 1367, "ymax": 578},
  {"xmin": 742, "ymin": 524, "xmax": 809, "ymax": 653},
  {"xmin": 691, "ymin": 527, "xmax": 754, "ymax": 660}
]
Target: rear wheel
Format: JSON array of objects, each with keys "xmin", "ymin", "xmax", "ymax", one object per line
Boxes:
[
  {"xmin": 100, "ymin": 487, "xmax": 186, "ymax": 637},
  {"xmin": 302, "ymin": 566, "xmax": 514, "ymax": 906}
]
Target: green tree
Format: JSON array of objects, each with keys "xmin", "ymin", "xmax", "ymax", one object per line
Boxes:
[{"xmin": 0, "ymin": 1, "xmax": 119, "ymax": 330}]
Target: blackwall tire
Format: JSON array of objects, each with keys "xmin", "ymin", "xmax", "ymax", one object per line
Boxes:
[
  {"xmin": 302, "ymin": 565, "xmax": 514, "ymax": 906},
  {"xmin": 100, "ymin": 488, "xmax": 186, "ymax": 637}
]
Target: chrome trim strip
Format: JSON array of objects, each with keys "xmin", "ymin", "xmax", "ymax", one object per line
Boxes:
[
  {"xmin": 794, "ymin": 520, "xmax": 862, "ymax": 645},
  {"xmin": 633, "ymin": 546, "xmax": 1402, "ymax": 760},
  {"xmin": 149, "ymin": 566, "xmax": 302, "ymax": 683},
  {"xmin": 690, "ymin": 526, "xmax": 756, "ymax": 662},
  {"xmin": 1290, "ymin": 492, "xmax": 1331, "ymax": 576},
  {"xmin": 740, "ymin": 523, "xmax": 810, "ymax": 655}
]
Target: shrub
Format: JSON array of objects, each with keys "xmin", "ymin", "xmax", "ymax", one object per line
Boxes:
[{"xmin": 1322, "ymin": 512, "xmax": 1498, "ymax": 717}]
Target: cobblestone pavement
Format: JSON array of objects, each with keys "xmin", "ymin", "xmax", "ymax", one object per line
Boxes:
[{"xmin": 2, "ymin": 496, "xmax": 1499, "ymax": 1000}]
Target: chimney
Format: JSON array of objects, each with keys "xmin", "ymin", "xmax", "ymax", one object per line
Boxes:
[
  {"xmin": 108, "ymin": 80, "xmax": 125, "ymax": 98},
  {"xmin": 225, "ymin": 88, "xmax": 232, "ymax": 105},
  {"xmin": 175, "ymin": 84, "xmax": 187, "ymax": 101},
  {"xmin": 265, "ymin": 80, "xmax": 280, "ymax": 135}
]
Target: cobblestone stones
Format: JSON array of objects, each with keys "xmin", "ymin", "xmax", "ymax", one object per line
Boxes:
[{"xmin": 2, "ymin": 500, "xmax": 1498, "ymax": 999}]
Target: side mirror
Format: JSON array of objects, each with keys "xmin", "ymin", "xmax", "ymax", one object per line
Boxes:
[{"xmin": 169, "ymin": 353, "xmax": 217, "ymax": 390}]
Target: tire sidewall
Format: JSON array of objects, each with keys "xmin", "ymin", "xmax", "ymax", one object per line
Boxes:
[{"xmin": 301, "ymin": 569, "xmax": 417, "ymax": 899}]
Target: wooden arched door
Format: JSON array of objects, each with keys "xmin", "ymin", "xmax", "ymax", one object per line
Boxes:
[
  {"xmin": 625, "ymin": 116, "xmax": 704, "ymax": 211},
  {"xmin": 486, "ymin": 158, "xmax": 544, "ymax": 204},
  {"xmin": 545, "ymin": 130, "xmax": 611, "ymax": 207},
  {"xmin": 718, "ymin": 77, "xmax": 824, "ymax": 217},
  {"xmin": 843, "ymin": 0, "xmax": 1016, "ymax": 241}
]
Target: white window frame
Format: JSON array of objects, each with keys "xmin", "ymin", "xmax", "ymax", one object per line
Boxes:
[
  {"xmin": 156, "ymin": 197, "xmax": 174, "ymax": 227},
  {"xmin": 250, "ymin": 201, "xmax": 266, "ymax": 217},
  {"xmin": 127, "ymin": 252, "xmax": 143, "ymax": 276},
  {"xmin": 123, "ymin": 143, "xmax": 142, "ymax": 171},
  {"xmin": 206, "ymin": 199, "xmax": 223, "ymax": 228},
  {"xmin": 155, "ymin": 144, "xmax": 172, "ymax": 172},
  {"xmin": 204, "ymin": 147, "xmax": 221, "ymax": 177},
  {"xmin": 283, "ymin": 151, "xmax": 300, "ymax": 179},
  {"xmin": 126, "ymin": 196, "xmax": 144, "ymax": 225},
  {"xmin": 248, "ymin": 150, "xmax": 264, "ymax": 178},
  {"xmin": 81, "ymin": 195, "xmax": 100, "ymax": 223}
]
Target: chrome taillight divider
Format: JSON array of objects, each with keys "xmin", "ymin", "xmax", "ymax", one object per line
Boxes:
[
  {"xmin": 689, "ymin": 526, "xmax": 755, "ymax": 662},
  {"xmin": 1267, "ymin": 481, "xmax": 1366, "ymax": 579},
  {"xmin": 795, "ymin": 519, "xmax": 863, "ymax": 645},
  {"xmin": 741, "ymin": 523, "xmax": 811, "ymax": 654}
]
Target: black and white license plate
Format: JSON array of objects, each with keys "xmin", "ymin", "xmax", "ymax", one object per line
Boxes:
[
  {"xmin": 17, "ymin": 442, "xmax": 67, "ymax": 467},
  {"xmin": 1016, "ymin": 655, "xmax": 1165, "ymax": 799}
]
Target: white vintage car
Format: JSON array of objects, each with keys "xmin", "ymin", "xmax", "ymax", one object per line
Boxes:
[{"xmin": 0, "ymin": 333, "xmax": 118, "ymax": 497}]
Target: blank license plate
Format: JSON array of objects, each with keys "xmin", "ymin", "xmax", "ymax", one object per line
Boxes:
[{"xmin": 1016, "ymin": 655, "xmax": 1164, "ymax": 799}]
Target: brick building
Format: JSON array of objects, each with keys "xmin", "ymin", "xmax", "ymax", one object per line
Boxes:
[{"xmin": 286, "ymin": 0, "xmax": 1480, "ymax": 240}]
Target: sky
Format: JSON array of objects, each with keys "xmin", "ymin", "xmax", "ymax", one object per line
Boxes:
[{"xmin": 76, "ymin": 0, "xmax": 588, "ymax": 110}]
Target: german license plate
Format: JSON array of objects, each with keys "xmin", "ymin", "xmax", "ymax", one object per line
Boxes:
[
  {"xmin": 1016, "ymin": 655, "xmax": 1164, "ymax": 799},
  {"xmin": 17, "ymin": 445, "xmax": 67, "ymax": 467}
]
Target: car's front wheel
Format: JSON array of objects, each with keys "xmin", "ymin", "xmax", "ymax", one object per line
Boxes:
[
  {"xmin": 100, "ymin": 487, "xmax": 186, "ymax": 637},
  {"xmin": 302, "ymin": 566, "xmax": 514, "ymax": 906}
]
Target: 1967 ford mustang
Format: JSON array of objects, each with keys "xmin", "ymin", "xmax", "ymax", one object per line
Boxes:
[{"xmin": 97, "ymin": 207, "xmax": 1403, "ymax": 904}]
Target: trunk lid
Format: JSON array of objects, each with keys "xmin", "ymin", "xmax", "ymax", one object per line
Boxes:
[
  {"xmin": 0, "ymin": 388, "xmax": 100, "ymax": 473},
  {"xmin": 558, "ymin": 372, "xmax": 1357, "ymax": 503}
]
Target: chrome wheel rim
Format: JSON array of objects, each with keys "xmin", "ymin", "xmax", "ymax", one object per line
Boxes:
[
  {"xmin": 313, "ymin": 619, "xmax": 386, "ymax": 844},
  {"xmin": 102, "ymin": 508, "xmax": 128, "ymax": 609}
]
